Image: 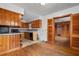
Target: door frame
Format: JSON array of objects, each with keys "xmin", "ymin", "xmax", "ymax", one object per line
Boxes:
[{"xmin": 47, "ymin": 14, "xmax": 71, "ymax": 45}]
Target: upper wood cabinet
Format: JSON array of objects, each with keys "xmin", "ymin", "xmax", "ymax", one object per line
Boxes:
[
  {"xmin": 21, "ymin": 22, "xmax": 29, "ymax": 28},
  {"xmin": 31, "ymin": 19, "xmax": 42, "ymax": 28},
  {"xmin": 0, "ymin": 8, "xmax": 22, "ymax": 27},
  {"xmin": 71, "ymin": 13, "xmax": 79, "ymax": 35}
]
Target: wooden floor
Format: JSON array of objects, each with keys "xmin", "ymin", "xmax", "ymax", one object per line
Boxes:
[
  {"xmin": 55, "ymin": 36, "xmax": 70, "ymax": 47},
  {"xmin": 1, "ymin": 42, "xmax": 79, "ymax": 56}
]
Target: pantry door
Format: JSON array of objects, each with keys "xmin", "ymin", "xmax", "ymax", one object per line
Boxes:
[{"xmin": 48, "ymin": 18, "xmax": 55, "ymax": 44}]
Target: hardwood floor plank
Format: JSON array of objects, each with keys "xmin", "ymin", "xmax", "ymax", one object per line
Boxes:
[{"xmin": 1, "ymin": 42, "xmax": 79, "ymax": 56}]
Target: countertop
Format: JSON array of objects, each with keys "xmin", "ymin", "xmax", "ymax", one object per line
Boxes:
[{"xmin": 0, "ymin": 33, "xmax": 23, "ymax": 35}]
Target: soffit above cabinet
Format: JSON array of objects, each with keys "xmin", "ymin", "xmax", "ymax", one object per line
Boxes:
[
  {"xmin": 55, "ymin": 17, "xmax": 70, "ymax": 23},
  {"xmin": 0, "ymin": 3, "xmax": 24, "ymax": 15}
]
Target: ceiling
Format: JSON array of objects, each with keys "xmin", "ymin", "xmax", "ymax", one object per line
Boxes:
[{"xmin": 13, "ymin": 3, "xmax": 79, "ymax": 22}]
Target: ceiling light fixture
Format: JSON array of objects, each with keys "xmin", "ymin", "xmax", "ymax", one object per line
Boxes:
[{"xmin": 41, "ymin": 3, "xmax": 46, "ymax": 5}]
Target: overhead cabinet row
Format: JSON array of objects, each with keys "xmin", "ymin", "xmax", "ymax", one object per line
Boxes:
[
  {"xmin": 0, "ymin": 8, "xmax": 22, "ymax": 27},
  {"xmin": 21, "ymin": 19, "xmax": 42, "ymax": 28}
]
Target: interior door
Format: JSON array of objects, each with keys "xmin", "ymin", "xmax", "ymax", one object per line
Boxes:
[{"xmin": 48, "ymin": 18, "xmax": 55, "ymax": 44}]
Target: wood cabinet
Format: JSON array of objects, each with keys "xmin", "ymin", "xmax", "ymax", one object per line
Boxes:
[
  {"xmin": 47, "ymin": 13, "xmax": 79, "ymax": 50},
  {"xmin": 0, "ymin": 9, "xmax": 6, "ymax": 25},
  {"xmin": 0, "ymin": 35, "xmax": 9, "ymax": 53},
  {"xmin": 10, "ymin": 12, "xmax": 14, "ymax": 26},
  {"xmin": 21, "ymin": 22, "xmax": 29, "ymax": 28},
  {"xmin": 0, "ymin": 34, "xmax": 20, "ymax": 54},
  {"xmin": 70, "ymin": 13, "xmax": 79, "ymax": 49},
  {"xmin": 15, "ymin": 14, "xmax": 21, "ymax": 27},
  {"xmin": 24, "ymin": 32, "xmax": 30, "ymax": 39},
  {"xmin": 48, "ymin": 19, "xmax": 55, "ymax": 44},
  {"xmin": 31, "ymin": 19, "xmax": 42, "ymax": 28},
  {"xmin": 15, "ymin": 35, "xmax": 20, "ymax": 48},
  {"xmin": 0, "ymin": 35, "xmax": 5, "ymax": 53},
  {"xmin": 0, "ymin": 8, "xmax": 22, "ymax": 27}
]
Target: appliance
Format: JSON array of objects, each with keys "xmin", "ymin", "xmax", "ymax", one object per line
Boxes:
[
  {"xmin": 0, "ymin": 26, "xmax": 9, "ymax": 34},
  {"xmin": 11, "ymin": 29, "xmax": 20, "ymax": 33},
  {"xmin": 0, "ymin": 26, "xmax": 20, "ymax": 34}
]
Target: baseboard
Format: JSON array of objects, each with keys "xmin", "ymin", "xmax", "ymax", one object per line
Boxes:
[{"xmin": 0, "ymin": 47, "xmax": 20, "ymax": 56}]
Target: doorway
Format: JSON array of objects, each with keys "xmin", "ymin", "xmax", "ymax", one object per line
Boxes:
[
  {"xmin": 55, "ymin": 21, "xmax": 70, "ymax": 47},
  {"xmin": 47, "ymin": 14, "xmax": 71, "ymax": 48}
]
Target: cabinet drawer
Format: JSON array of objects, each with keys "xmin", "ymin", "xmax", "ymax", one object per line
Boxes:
[{"xmin": 72, "ymin": 37, "xmax": 79, "ymax": 48}]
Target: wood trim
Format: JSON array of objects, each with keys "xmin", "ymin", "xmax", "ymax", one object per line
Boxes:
[
  {"xmin": 0, "ymin": 8, "xmax": 23, "ymax": 16},
  {"xmin": 70, "ymin": 13, "xmax": 79, "ymax": 49},
  {"xmin": 53, "ymin": 14, "xmax": 72, "ymax": 19},
  {"xmin": 0, "ymin": 47, "xmax": 20, "ymax": 55},
  {"xmin": 70, "ymin": 15, "xmax": 72, "ymax": 48}
]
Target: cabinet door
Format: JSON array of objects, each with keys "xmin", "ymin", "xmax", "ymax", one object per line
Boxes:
[
  {"xmin": 71, "ymin": 13, "xmax": 79, "ymax": 35},
  {"xmin": 14, "ymin": 14, "xmax": 21, "ymax": 27},
  {"xmin": 0, "ymin": 9, "xmax": 1, "ymax": 25},
  {"xmin": 3, "ymin": 35, "xmax": 8, "ymax": 51},
  {"xmin": 5, "ymin": 10, "xmax": 9, "ymax": 25},
  {"xmin": 1, "ymin": 9, "xmax": 4, "ymax": 25},
  {"xmin": 70, "ymin": 13, "xmax": 79, "ymax": 49},
  {"xmin": 2, "ymin": 9, "xmax": 8, "ymax": 25},
  {"xmin": 9, "ymin": 35, "xmax": 13, "ymax": 49},
  {"xmin": 0, "ymin": 36, "xmax": 4, "ymax": 52},
  {"xmin": 3, "ymin": 10, "xmax": 7, "ymax": 25},
  {"xmin": 17, "ymin": 14, "xmax": 21, "ymax": 26},
  {"xmin": 12, "ymin": 35, "xmax": 15, "ymax": 49},
  {"xmin": 0, "ymin": 9, "xmax": 2, "ymax": 25},
  {"xmin": 10, "ymin": 13, "xmax": 14, "ymax": 26},
  {"xmin": 14, "ymin": 14, "xmax": 17, "ymax": 26},
  {"xmin": 48, "ymin": 19, "xmax": 55, "ymax": 44},
  {"xmin": 31, "ymin": 20, "xmax": 42, "ymax": 28},
  {"xmin": 0, "ymin": 35, "xmax": 8, "ymax": 53},
  {"xmin": 9, "ymin": 35, "xmax": 11, "ymax": 49},
  {"xmin": 15, "ymin": 35, "xmax": 20, "ymax": 48}
]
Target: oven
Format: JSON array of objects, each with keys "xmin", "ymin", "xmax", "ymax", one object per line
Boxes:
[{"xmin": 0, "ymin": 26, "xmax": 9, "ymax": 34}]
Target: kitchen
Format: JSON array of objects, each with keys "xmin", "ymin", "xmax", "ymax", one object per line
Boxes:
[
  {"xmin": 0, "ymin": 5, "xmax": 42, "ymax": 55},
  {"xmin": 0, "ymin": 3, "xmax": 79, "ymax": 56}
]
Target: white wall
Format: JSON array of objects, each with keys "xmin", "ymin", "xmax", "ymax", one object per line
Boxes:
[
  {"xmin": 39, "ymin": 5, "xmax": 79, "ymax": 41},
  {"xmin": 46, "ymin": 5, "xmax": 79, "ymax": 18},
  {"xmin": 0, "ymin": 3, "xmax": 24, "ymax": 15},
  {"xmin": 38, "ymin": 16, "xmax": 47, "ymax": 41}
]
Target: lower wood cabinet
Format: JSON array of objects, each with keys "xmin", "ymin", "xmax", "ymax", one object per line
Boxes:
[
  {"xmin": 0, "ymin": 35, "xmax": 9, "ymax": 53},
  {"xmin": 72, "ymin": 37, "xmax": 79, "ymax": 48},
  {"xmin": 0, "ymin": 34, "xmax": 20, "ymax": 54}
]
